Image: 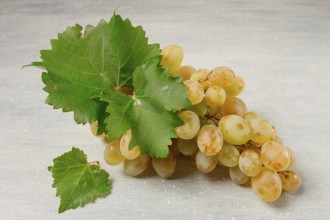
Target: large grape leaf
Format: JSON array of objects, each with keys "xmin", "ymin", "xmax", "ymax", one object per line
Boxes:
[
  {"xmin": 32, "ymin": 14, "xmax": 160, "ymax": 125},
  {"xmin": 48, "ymin": 147, "xmax": 111, "ymax": 213},
  {"xmin": 100, "ymin": 60, "xmax": 191, "ymax": 158}
]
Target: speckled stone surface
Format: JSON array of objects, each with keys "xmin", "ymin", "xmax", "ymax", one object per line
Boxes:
[{"xmin": 1, "ymin": 0, "xmax": 329, "ymax": 219}]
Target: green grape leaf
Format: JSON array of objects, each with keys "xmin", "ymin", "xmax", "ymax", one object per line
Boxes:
[
  {"xmin": 100, "ymin": 60, "xmax": 191, "ymax": 158},
  {"xmin": 49, "ymin": 147, "xmax": 111, "ymax": 213},
  {"xmin": 32, "ymin": 14, "xmax": 160, "ymax": 124}
]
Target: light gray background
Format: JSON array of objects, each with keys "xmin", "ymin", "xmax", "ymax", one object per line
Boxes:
[{"xmin": 1, "ymin": 0, "xmax": 329, "ymax": 219}]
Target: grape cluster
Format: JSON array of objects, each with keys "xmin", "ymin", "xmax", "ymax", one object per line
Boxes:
[{"xmin": 91, "ymin": 44, "xmax": 302, "ymax": 202}]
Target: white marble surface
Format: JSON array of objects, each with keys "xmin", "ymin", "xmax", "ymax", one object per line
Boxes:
[{"xmin": 1, "ymin": 0, "xmax": 330, "ymax": 219}]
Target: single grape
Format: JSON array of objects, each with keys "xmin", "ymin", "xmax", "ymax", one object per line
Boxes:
[
  {"xmin": 90, "ymin": 121, "xmax": 106, "ymax": 138},
  {"xmin": 229, "ymin": 166, "xmax": 250, "ymax": 185},
  {"xmin": 239, "ymin": 150, "xmax": 262, "ymax": 177},
  {"xmin": 188, "ymin": 100, "xmax": 208, "ymax": 116},
  {"xmin": 218, "ymin": 142, "xmax": 240, "ymax": 167},
  {"xmin": 160, "ymin": 44, "xmax": 183, "ymax": 71},
  {"xmin": 195, "ymin": 150, "xmax": 218, "ymax": 173},
  {"xmin": 208, "ymin": 66, "xmax": 236, "ymax": 87},
  {"xmin": 260, "ymin": 141, "xmax": 290, "ymax": 172},
  {"xmin": 243, "ymin": 112, "xmax": 259, "ymax": 121},
  {"xmin": 197, "ymin": 125, "xmax": 223, "ymax": 156},
  {"xmin": 218, "ymin": 115, "xmax": 251, "ymax": 145},
  {"xmin": 278, "ymin": 170, "xmax": 302, "ymax": 192},
  {"xmin": 286, "ymin": 147, "xmax": 296, "ymax": 168},
  {"xmin": 104, "ymin": 139, "xmax": 125, "ymax": 165},
  {"xmin": 175, "ymin": 110, "xmax": 200, "ymax": 140},
  {"xmin": 120, "ymin": 129, "xmax": 141, "ymax": 160},
  {"xmin": 172, "ymin": 65, "xmax": 196, "ymax": 80},
  {"xmin": 224, "ymin": 75, "xmax": 245, "ymax": 97},
  {"xmin": 177, "ymin": 138, "xmax": 198, "ymax": 156},
  {"xmin": 123, "ymin": 154, "xmax": 150, "ymax": 177},
  {"xmin": 152, "ymin": 150, "xmax": 177, "ymax": 178},
  {"xmin": 184, "ymin": 80, "xmax": 204, "ymax": 105},
  {"xmin": 204, "ymin": 85, "xmax": 227, "ymax": 107},
  {"xmin": 248, "ymin": 117, "xmax": 276, "ymax": 144},
  {"xmin": 251, "ymin": 167, "xmax": 282, "ymax": 202},
  {"xmin": 220, "ymin": 97, "xmax": 247, "ymax": 117}
]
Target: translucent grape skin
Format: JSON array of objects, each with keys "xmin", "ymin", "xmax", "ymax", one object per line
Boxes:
[
  {"xmin": 197, "ymin": 125, "xmax": 223, "ymax": 156},
  {"xmin": 152, "ymin": 150, "xmax": 177, "ymax": 178},
  {"xmin": 218, "ymin": 115, "xmax": 251, "ymax": 145},
  {"xmin": 208, "ymin": 66, "xmax": 236, "ymax": 87},
  {"xmin": 120, "ymin": 129, "xmax": 141, "ymax": 160},
  {"xmin": 287, "ymin": 147, "xmax": 296, "ymax": 168},
  {"xmin": 172, "ymin": 65, "xmax": 196, "ymax": 80},
  {"xmin": 243, "ymin": 112, "xmax": 259, "ymax": 122},
  {"xmin": 175, "ymin": 110, "xmax": 200, "ymax": 140},
  {"xmin": 220, "ymin": 97, "xmax": 247, "ymax": 117},
  {"xmin": 187, "ymin": 100, "xmax": 208, "ymax": 116},
  {"xmin": 195, "ymin": 150, "xmax": 218, "ymax": 173},
  {"xmin": 190, "ymin": 69, "xmax": 211, "ymax": 89},
  {"xmin": 160, "ymin": 44, "xmax": 183, "ymax": 71},
  {"xmin": 260, "ymin": 141, "xmax": 290, "ymax": 172},
  {"xmin": 248, "ymin": 117, "xmax": 276, "ymax": 144},
  {"xmin": 177, "ymin": 138, "xmax": 199, "ymax": 156},
  {"xmin": 204, "ymin": 85, "xmax": 227, "ymax": 107},
  {"xmin": 239, "ymin": 150, "xmax": 262, "ymax": 177},
  {"xmin": 90, "ymin": 121, "xmax": 106, "ymax": 138},
  {"xmin": 224, "ymin": 75, "xmax": 245, "ymax": 98},
  {"xmin": 104, "ymin": 139, "xmax": 125, "ymax": 166},
  {"xmin": 278, "ymin": 170, "xmax": 302, "ymax": 192},
  {"xmin": 123, "ymin": 154, "xmax": 150, "ymax": 177},
  {"xmin": 217, "ymin": 142, "xmax": 240, "ymax": 167},
  {"xmin": 251, "ymin": 167, "xmax": 282, "ymax": 202},
  {"xmin": 229, "ymin": 166, "xmax": 250, "ymax": 185},
  {"xmin": 184, "ymin": 80, "xmax": 204, "ymax": 105}
]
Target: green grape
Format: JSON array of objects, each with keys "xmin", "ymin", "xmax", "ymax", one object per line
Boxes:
[
  {"xmin": 104, "ymin": 139, "xmax": 125, "ymax": 165},
  {"xmin": 160, "ymin": 44, "xmax": 183, "ymax": 71},
  {"xmin": 152, "ymin": 150, "xmax": 177, "ymax": 178},
  {"xmin": 248, "ymin": 117, "xmax": 276, "ymax": 144},
  {"xmin": 123, "ymin": 154, "xmax": 150, "ymax": 177},
  {"xmin": 260, "ymin": 141, "xmax": 290, "ymax": 172},
  {"xmin": 239, "ymin": 150, "xmax": 262, "ymax": 177},
  {"xmin": 208, "ymin": 66, "xmax": 236, "ymax": 87},
  {"xmin": 217, "ymin": 142, "xmax": 240, "ymax": 167},
  {"xmin": 195, "ymin": 150, "xmax": 217, "ymax": 173},
  {"xmin": 188, "ymin": 100, "xmax": 208, "ymax": 116},
  {"xmin": 184, "ymin": 80, "xmax": 204, "ymax": 105},
  {"xmin": 278, "ymin": 170, "xmax": 302, "ymax": 192},
  {"xmin": 220, "ymin": 97, "xmax": 247, "ymax": 117},
  {"xmin": 243, "ymin": 112, "xmax": 259, "ymax": 122},
  {"xmin": 224, "ymin": 75, "xmax": 245, "ymax": 97},
  {"xmin": 204, "ymin": 85, "xmax": 227, "ymax": 107},
  {"xmin": 197, "ymin": 125, "xmax": 223, "ymax": 156},
  {"xmin": 229, "ymin": 166, "xmax": 250, "ymax": 185},
  {"xmin": 120, "ymin": 129, "xmax": 141, "ymax": 160},
  {"xmin": 177, "ymin": 138, "xmax": 198, "ymax": 156},
  {"xmin": 251, "ymin": 167, "xmax": 282, "ymax": 202},
  {"xmin": 172, "ymin": 65, "xmax": 196, "ymax": 80},
  {"xmin": 218, "ymin": 115, "xmax": 251, "ymax": 145},
  {"xmin": 175, "ymin": 110, "xmax": 200, "ymax": 140}
]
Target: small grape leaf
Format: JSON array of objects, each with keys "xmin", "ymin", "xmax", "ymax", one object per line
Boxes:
[
  {"xmin": 31, "ymin": 14, "xmax": 160, "ymax": 125},
  {"xmin": 49, "ymin": 147, "xmax": 111, "ymax": 213},
  {"xmin": 100, "ymin": 60, "xmax": 191, "ymax": 158}
]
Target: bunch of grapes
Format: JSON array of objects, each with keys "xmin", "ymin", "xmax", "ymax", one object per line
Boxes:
[{"xmin": 91, "ymin": 45, "xmax": 302, "ymax": 202}]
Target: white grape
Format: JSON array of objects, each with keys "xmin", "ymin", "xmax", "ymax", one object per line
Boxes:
[
  {"xmin": 218, "ymin": 115, "xmax": 251, "ymax": 145},
  {"xmin": 184, "ymin": 80, "xmax": 204, "ymax": 105},
  {"xmin": 207, "ymin": 66, "xmax": 236, "ymax": 87},
  {"xmin": 188, "ymin": 100, "xmax": 208, "ymax": 116},
  {"xmin": 177, "ymin": 138, "xmax": 198, "ymax": 156},
  {"xmin": 217, "ymin": 142, "xmax": 240, "ymax": 167},
  {"xmin": 229, "ymin": 166, "xmax": 250, "ymax": 185},
  {"xmin": 220, "ymin": 97, "xmax": 247, "ymax": 117},
  {"xmin": 171, "ymin": 65, "xmax": 196, "ymax": 80},
  {"xmin": 123, "ymin": 154, "xmax": 150, "ymax": 177},
  {"xmin": 239, "ymin": 150, "xmax": 262, "ymax": 177},
  {"xmin": 195, "ymin": 150, "xmax": 218, "ymax": 173},
  {"xmin": 248, "ymin": 117, "xmax": 276, "ymax": 144},
  {"xmin": 160, "ymin": 44, "xmax": 183, "ymax": 71},
  {"xmin": 104, "ymin": 139, "xmax": 125, "ymax": 166},
  {"xmin": 204, "ymin": 85, "xmax": 227, "ymax": 107},
  {"xmin": 260, "ymin": 141, "xmax": 290, "ymax": 172},
  {"xmin": 278, "ymin": 170, "xmax": 302, "ymax": 192},
  {"xmin": 224, "ymin": 75, "xmax": 245, "ymax": 97},
  {"xmin": 197, "ymin": 125, "xmax": 223, "ymax": 156},
  {"xmin": 120, "ymin": 129, "xmax": 141, "ymax": 160},
  {"xmin": 175, "ymin": 110, "xmax": 200, "ymax": 140},
  {"xmin": 152, "ymin": 150, "xmax": 177, "ymax": 178}
]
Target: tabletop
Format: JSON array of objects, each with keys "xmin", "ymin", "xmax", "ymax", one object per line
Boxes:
[{"xmin": 1, "ymin": 0, "xmax": 330, "ymax": 219}]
